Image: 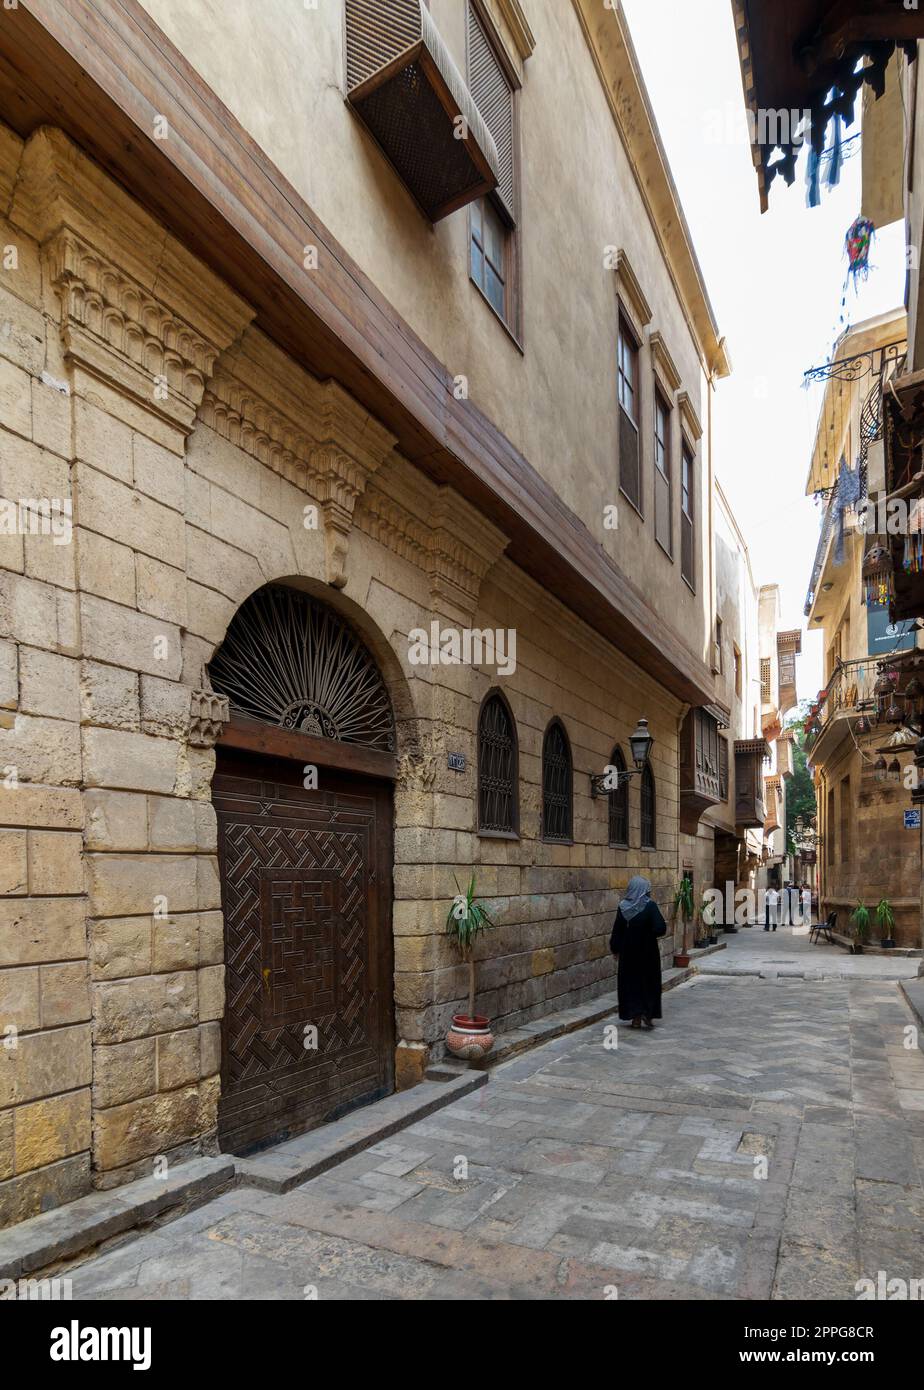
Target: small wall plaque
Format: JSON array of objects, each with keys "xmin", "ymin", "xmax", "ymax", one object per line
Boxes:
[
  {"xmin": 447, "ymin": 752, "xmax": 466, "ymax": 772},
  {"xmin": 904, "ymin": 809, "xmax": 921, "ymax": 830}
]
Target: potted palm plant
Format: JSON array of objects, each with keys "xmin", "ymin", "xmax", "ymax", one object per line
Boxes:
[
  {"xmin": 673, "ymin": 875, "xmax": 695, "ymax": 966},
  {"xmin": 876, "ymin": 897, "xmax": 896, "ymax": 949},
  {"xmin": 850, "ymin": 901, "xmax": 870, "ymax": 954},
  {"xmin": 445, "ymin": 876, "xmax": 496, "ymax": 1061}
]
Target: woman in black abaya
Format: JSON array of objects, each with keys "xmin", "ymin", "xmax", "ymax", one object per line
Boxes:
[{"xmin": 609, "ymin": 875, "xmax": 667, "ymax": 1030}]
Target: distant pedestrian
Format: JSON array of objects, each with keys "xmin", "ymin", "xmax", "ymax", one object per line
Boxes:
[
  {"xmin": 764, "ymin": 886, "xmax": 780, "ymax": 932},
  {"xmin": 609, "ymin": 875, "xmax": 668, "ymax": 1031},
  {"xmin": 801, "ymin": 887, "xmax": 812, "ymax": 926}
]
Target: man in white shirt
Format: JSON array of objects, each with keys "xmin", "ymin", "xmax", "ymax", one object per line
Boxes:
[{"xmin": 764, "ymin": 886, "xmax": 780, "ymax": 932}]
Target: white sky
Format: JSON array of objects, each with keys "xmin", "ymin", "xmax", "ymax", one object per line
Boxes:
[{"xmin": 620, "ymin": 0, "xmax": 907, "ymax": 701}]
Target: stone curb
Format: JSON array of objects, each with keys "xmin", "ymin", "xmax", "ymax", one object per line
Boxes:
[
  {"xmin": 0, "ymin": 1155, "xmax": 235, "ymax": 1281},
  {"xmin": 234, "ymin": 1070, "xmax": 488, "ymax": 1193},
  {"xmin": 900, "ymin": 980, "xmax": 924, "ymax": 1052}
]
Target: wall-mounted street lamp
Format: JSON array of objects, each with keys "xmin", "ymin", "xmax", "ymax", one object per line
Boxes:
[{"xmin": 590, "ymin": 718, "xmax": 654, "ymax": 798}]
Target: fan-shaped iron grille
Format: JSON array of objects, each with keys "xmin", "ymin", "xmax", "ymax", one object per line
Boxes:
[
  {"xmin": 608, "ymin": 747, "xmax": 629, "ymax": 848},
  {"xmin": 542, "ymin": 720, "xmax": 572, "ymax": 842},
  {"xmin": 478, "ymin": 694, "xmax": 516, "ymax": 833},
  {"xmin": 209, "ymin": 586, "xmax": 396, "ymax": 752}
]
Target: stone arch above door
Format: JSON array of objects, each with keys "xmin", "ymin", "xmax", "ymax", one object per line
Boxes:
[{"xmin": 208, "ymin": 583, "xmax": 397, "ymax": 753}]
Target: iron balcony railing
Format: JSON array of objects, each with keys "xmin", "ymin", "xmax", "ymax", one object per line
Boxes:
[{"xmin": 807, "ymin": 657, "xmax": 879, "ymax": 746}]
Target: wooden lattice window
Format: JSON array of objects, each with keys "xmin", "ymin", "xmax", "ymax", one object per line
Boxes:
[
  {"xmin": 478, "ymin": 691, "xmax": 518, "ymax": 834},
  {"xmin": 542, "ymin": 719, "xmax": 573, "ymax": 842},
  {"xmin": 208, "ymin": 585, "xmax": 395, "ymax": 751},
  {"xmin": 608, "ymin": 746, "xmax": 629, "ymax": 848},
  {"xmin": 719, "ymin": 736, "xmax": 729, "ymax": 801},
  {"xmin": 760, "ymin": 658, "xmax": 771, "ymax": 705},
  {"xmin": 640, "ymin": 763, "xmax": 656, "ymax": 849}
]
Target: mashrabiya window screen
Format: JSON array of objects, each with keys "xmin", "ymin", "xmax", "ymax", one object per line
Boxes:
[
  {"xmin": 478, "ymin": 693, "xmax": 517, "ymax": 832},
  {"xmin": 542, "ymin": 720, "xmax": 572, "ymax": 841},
  {"xmin": 467, "ymin": 3, "xmax": 516, "ymax": 225}
]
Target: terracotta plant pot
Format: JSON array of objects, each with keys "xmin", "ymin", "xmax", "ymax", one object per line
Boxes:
[
  {"xmin": 674, "ymin": 953, "xmax": 691, "ymax": 968},
  {"xmin": 445, "ymin": 1014, "xmax": 495, "ymax": 1061}
]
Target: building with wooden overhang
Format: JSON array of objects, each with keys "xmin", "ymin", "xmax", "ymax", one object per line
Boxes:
[
  {"xmin": 802, "ymin": 312, "xmax": 923, "ymax": 948},
  {"xmin": 731, "ymin": 0, "xmax": 921, "ymax": 213},
  {"xmin": 682, "ymin": 487, "xmax": 798, "ymax": 921},
  {"xmin": 0, "ymin": 1, "xmax": 733, "ymax": 1224}
]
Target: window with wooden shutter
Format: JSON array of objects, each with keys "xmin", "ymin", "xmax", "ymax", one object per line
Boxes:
[
  {"xmin": 718, "ymin": 736, "xmax": 729, "ymax": 800},
  {"xmin": 467, "ymin": 2, "xmax": 520, "ymax": 332},
  {"xmin": 680, "ymin": 439, "xmax": 695, "ymax": 589},
  {"xmin": 760, "ymin": 658, "xmax": 771, "ymax": 705},
  {"xmin": 468, "ymin": 3, "xmax": 516, "ymax": 226},
  {"xmin": 618, "ymin": 316, "xmax": 641, "ymax": 512},
  {"xmin": 654, "ymin": 389, "xmax": 672, "ymax": 556}
]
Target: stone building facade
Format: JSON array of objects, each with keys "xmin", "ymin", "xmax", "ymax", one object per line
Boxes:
[
  {"xmin": 803, "ymin": 312, "xmax": 921, "ymax": 949},
  {"xmin": 0, "ymin": 0, "xmax": 732, "ymax": 1225}
]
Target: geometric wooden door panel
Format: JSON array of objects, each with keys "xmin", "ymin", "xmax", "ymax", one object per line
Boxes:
[{"xmin": 213, "ymin": 747, "xmax": 395, "ymax": 1155}]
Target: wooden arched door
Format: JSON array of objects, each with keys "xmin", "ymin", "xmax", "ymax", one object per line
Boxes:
[{"xmin": 208, "ymin": 586, "xmax": 396, "ymax": 1154}]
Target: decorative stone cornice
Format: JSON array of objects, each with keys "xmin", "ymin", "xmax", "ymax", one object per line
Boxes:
[
  {"xmin": 201, "ymin": 331, "xmax": 397, "ymax": 587},
  {"xmin": 494, "ymin": 0, "xmax": 536, "ymax": 61},
  {"xmin": 613, "ymin": 249, "xmax": 652, "ymax": 332},
  {"xmin": 649, "ymin": 331, "xmax": 682, "ymax": 396},
  {"xmin": 189, "ymin": 690, "xmax": 230, "ymax": 748},
  {"xmin": 13, "ymin": 127, "xmax": 253, "ymax": 430},
  {"xmin": 427, "ymin": 487, "xmax": 510, "ymax": 618},
  {"xmin": 678, "ymin": 390, "xmax": 704, "ymax": 443}
]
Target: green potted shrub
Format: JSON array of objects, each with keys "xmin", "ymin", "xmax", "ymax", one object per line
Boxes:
[
  {"xmin": 850, "ymin": 901, "xmax": 870, "ymax": 954},
  {"xmin": 673, "ymin": 876, "xmax": 695, "ymax": 966},
  {"xmin": 876, "ymin": 898, "xmax": 896, "ymax": 950},
  {"xmin": 445, "ymin": 876, "xmax": 496, "ymax": 1061}
]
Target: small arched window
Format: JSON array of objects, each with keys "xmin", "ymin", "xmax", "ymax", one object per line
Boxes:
[
  {"xmin": 608, "ymin": 746, "xmax": 629, "ymax": 848},
  {"xmin": 640, "ymin": 763, "xmax": 656, "ymax": 849},
  {"xmin": 542, "ymin": 720, "xmax": 573, "ymax": 842},
  {"xmin": 478, "ymin": 691, "xmax": 518, "ymax": 834}
]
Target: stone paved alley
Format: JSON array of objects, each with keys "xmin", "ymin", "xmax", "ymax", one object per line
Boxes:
[{"xmin": 58, "ymin": 931, "xmax": 924, "ymax": 1302}]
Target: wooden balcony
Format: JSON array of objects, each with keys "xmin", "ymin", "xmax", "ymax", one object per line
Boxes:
[
  {"xmin": 679, "ymin": 707, "xmax": 724, "ymax": 834},
  {"xmin": 734, "ymin": 738, "xmax": 769, "ymax": 830},
  {"xmin": 345, "ymin": 0, "xmax": 500, "ymax": 222}
]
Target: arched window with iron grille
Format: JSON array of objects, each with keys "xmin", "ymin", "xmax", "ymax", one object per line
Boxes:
[
  {"xmin": 640, "ymin": 762, "xmax": 657, "ymax": 849},
  {"xmin": 478, "ymin": 690, "xmax": 518, "ymax": 834},
  {"xmin": 542, "ymin": 719, "xmax": 573, "ymax": 842},
  {"xmin": 608, "ymin": 746, "xmax": 629, "ymax": 848}
]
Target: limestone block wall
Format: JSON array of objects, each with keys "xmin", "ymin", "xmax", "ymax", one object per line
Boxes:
[
  {"xmin": 0, "ymin": 121, "xmax": 686, "ymax": 1226},
  {"xmin": 818, "ymin": 744, "xmax": 921, "ymax": 949}
]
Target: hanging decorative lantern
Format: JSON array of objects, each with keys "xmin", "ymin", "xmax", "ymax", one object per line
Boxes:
[
  {"xmin": 855, "ymin": 714, "xmax": 871, "ymax": 735},
  {"xmin": 874, "ymin": 755, "xmax": 888, "ymax": 783},
  {"xmin": 889, "ymin": 758, "xmax": 902, "ymax": 783},
  {"xmin": 863, "ymin": 545, "xmax": 894, "ymax": 608},
  {"xmin": 845, "ymin": 216, "xmax": 875, "ymax": 284},
  {"xmin": 905, "ymin": 676, "xmax": 923, "ymax": 701},
  {"xmin": 885, "ymin": 698, "xmax": 904, "ymax": 724}
]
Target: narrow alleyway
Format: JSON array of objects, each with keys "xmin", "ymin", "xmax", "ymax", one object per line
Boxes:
[{"xmin": 64, "ymin": 935, "xmax": 924, "ymax": 1301}]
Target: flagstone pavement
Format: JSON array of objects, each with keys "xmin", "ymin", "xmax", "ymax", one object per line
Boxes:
[{"xmin": 64, "ymin": 954, "xmax": 924, "ymax": 1300}]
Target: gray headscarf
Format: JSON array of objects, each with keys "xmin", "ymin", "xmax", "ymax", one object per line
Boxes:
[{"xmin": 619, "ymin": 875, "xmax": 651, "ymax": 922}]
